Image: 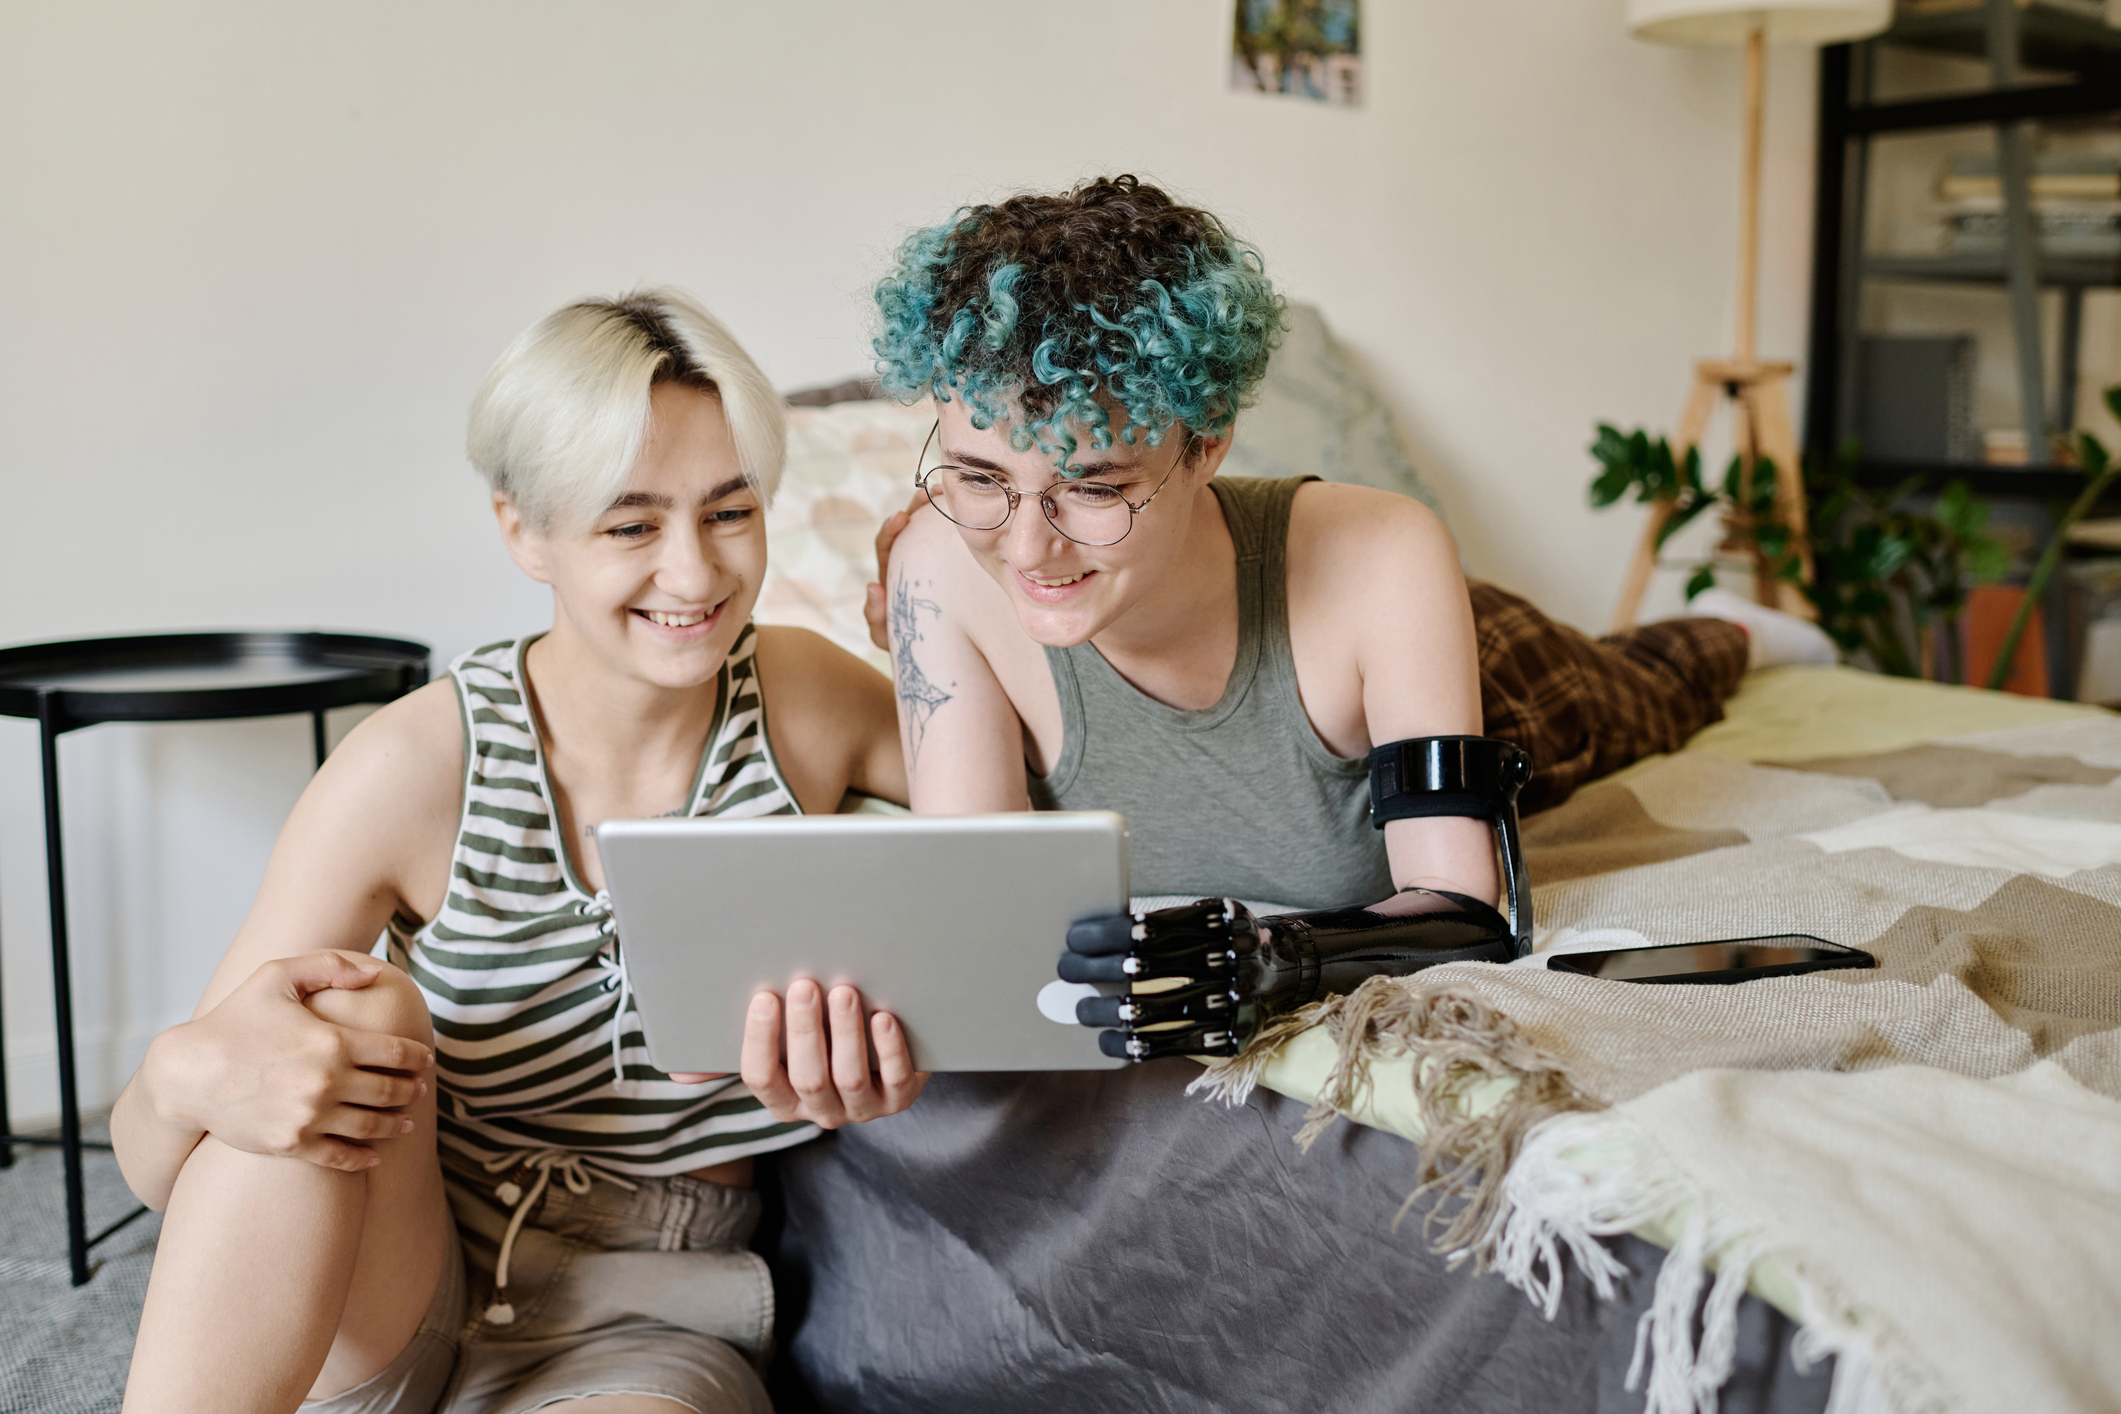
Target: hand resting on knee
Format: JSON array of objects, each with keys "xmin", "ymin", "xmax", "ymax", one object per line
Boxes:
[{"xmin": 123, "ymin": 950, "xmax": 432, "ymax": 1208}]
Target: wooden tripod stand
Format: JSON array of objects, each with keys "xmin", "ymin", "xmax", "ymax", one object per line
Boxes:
[
  {"xmin": 1608, "ymin": 22, "xmax": 1817, "ymax": 632},
  {"xmin": 1608, "ymin": 358, "xmax": 1816, "ymax": 630}
]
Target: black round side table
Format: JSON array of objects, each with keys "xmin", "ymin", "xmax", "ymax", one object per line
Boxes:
[{"xmin": 0, "ymin": 631, "xmax": 429, "ymax": 1284}]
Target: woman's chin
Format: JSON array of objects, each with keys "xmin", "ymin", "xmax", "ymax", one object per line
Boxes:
[
  {"xmin": 643, "ymin": 659, "xmax": 725, "ymax": 692},
  {"xmin": 1013, "ymin": 600, "xmax": 1102, "ymax": 650},
  {"xmin": 610, "ymin": 625, "xmax": 737, "ymax": 690}
]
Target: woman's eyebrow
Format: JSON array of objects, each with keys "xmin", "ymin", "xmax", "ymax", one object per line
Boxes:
[
  {"xmin": 942, "ymin": 446, "xmax": 1134, "ymax": 479},
  {"xmin": 603, "ymin": 478, "xmax": 749, "ymax": 514},
  {"xmin": 941, "ymin": 447, "xmax": 1009, "ymax": 473}
]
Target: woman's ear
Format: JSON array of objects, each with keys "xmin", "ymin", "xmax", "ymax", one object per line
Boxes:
[
  {"xmin": 493, "ymin": 494, "xmax": 555, "ymax": 584},
  {"xmin": 1187, "ymin": 425, "xmax": 1236, "ymax": 483}
]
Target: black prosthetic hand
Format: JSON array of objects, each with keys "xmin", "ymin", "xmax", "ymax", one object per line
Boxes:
[
  {"xmin": 1057, "ymin": 735, "xmax": 1537, "ymax": 1062},
  {"xmin": 1060, "ymin": 890, "xmax": 1518, "ymax": 1060}
]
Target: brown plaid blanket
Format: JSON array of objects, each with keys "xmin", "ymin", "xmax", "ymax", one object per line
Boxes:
[{"xmin": 1472, "ymin": 582, "xmax": 1748, "ymax": 813}]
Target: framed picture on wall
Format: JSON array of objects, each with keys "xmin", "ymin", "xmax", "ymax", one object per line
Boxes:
[{"xmin": 1230, "ymin": 0, "xmax": 1361, "ymax": 107}]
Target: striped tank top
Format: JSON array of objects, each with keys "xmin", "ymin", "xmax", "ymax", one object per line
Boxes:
[{"xmin": 387, "ymin": 623, "xmax": 818, "ymax": 1178}]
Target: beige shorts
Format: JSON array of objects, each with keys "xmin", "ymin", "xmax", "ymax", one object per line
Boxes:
[{"xmin": 303, "ymin": 1156, "xmax": 775, "ymax": 1414}]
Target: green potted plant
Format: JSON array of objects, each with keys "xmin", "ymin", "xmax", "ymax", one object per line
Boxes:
[
  {"xmin": 1974, "ymin": 390, "xmax": 2121, "ymax": 690},
  {"xmin": 1587, "ymin": 427, "xmax": 2008, "ymax": 680}
]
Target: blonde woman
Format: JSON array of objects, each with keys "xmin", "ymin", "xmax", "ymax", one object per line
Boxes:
[{"xmin": 111, "ymin": 290, "xmax": 917, "ymax": 1414}]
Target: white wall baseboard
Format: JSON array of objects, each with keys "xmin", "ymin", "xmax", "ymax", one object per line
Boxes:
[{"xmin": 5, "ymin": 1017, "xmax": 181, "ymax": 1132}]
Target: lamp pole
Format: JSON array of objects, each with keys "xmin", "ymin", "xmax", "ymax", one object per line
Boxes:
[
  {"xmin": 1738, "ymin": 21, "xmax": 1766, "ymax": 365},
  {"xmin": 1610, "ymin": 0, "xmax": 1892, "ymax": 631}
]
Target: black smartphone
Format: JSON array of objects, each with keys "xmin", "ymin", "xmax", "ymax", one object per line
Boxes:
[{"xmin": 1545, "ymin": 933, "xmax": 1875, "ymax": 985}]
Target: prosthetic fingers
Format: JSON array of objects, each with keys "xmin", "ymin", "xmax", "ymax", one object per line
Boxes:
[{"xmin": 1058, "ymin": 736, "xmax": 1535, "ymax": 1061}]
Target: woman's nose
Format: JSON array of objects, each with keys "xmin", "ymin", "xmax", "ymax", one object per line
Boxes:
[
  {"xmin": 657, "ymin": 525, "xmax": 720, "ymax": 598},
  {"xmin": 1003, "ymin": 492, "xmax": 1068, "ymax": 560}
]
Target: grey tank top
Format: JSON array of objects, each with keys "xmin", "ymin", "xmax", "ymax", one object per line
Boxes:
[{"xmin": 1026, "ymin": 475, "xmax": 1391, "ymax": 909}]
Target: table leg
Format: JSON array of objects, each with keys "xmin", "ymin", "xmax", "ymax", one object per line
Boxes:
[
  {"xmin": 0, "ymin": 894, "xmax": 11, "ymax": 1169},
  {"xmin": 36, "ymin": 703, "xmax": 91, "ymax": 1285},
  {"xmin": 312, "ymin": 708, "xmax": 329, "ymax": 772}
]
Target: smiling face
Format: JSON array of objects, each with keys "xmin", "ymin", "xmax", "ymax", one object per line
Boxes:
[
  {"xmin": 498, "ymin": 382, "xmax": 764, "ymax": 690},
  {"xmin": 929, "ymin": 398, "xmax": 1227, "ymax": 648}
]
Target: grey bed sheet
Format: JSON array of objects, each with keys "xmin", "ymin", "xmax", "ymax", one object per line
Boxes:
[{"xmin": 759, "ymin": 1063, "xmax": 1833, "ymax": 1413}]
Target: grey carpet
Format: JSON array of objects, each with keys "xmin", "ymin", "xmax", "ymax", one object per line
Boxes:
[{"xmin": 0, "ymin": 1118, "xmax": 158, "ymax": 1413}]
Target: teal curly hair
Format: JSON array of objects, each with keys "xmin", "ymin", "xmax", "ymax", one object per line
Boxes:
[{"xmin": 872, "ymin": 175, "xmax": 1286, "ymax": 473}]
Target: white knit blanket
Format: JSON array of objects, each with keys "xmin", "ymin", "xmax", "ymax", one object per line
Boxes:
[
  {"xmin": 1494, "ymin": 1061, "xmax": 2121, "ymax": 1414},
  {"xmin": 1202, "ymin": 719, "xmax": 2121, "ymax": 1414}
]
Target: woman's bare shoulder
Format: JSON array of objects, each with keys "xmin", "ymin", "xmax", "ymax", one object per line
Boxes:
[
  {"xmin": 337, "ymin": 676, "xmax": 463, "ymax": 777},
  {"xmin": 1287, "ymin": 479, "xmax": 1450, "ymax": 548},
  {"xmin": 889, "ymin": 498, "xmax": 969, "ymax": 572},
  {"xmin": 890, "ymin": 504, "xmax": 1005, "ymax": 605},
  {"xmin": 751, "ymin": 624, "xmax": 888, "ymax": 695},
  {"xmin": 214, "ymin": 674, "xmax": 466, "ymax": 976},
  {"xmin": 888, "ymin": 501, "xmax": 1025, "ymax": 662},
  {"xmin": 1283, "ymin": 480, "xmax": 1469, "ymax": 657},
  {"xmin": 298, "ymin": 677, "xmax": 466, "ymax": 852},
  {"xmin": 751, "ymin": 624, "xmax": 903, "ymax": 809}
]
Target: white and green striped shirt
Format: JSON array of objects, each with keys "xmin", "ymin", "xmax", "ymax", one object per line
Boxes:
[{"xmin": 388, "ymin": 625, "xmax": 817, "ymax": 1177}]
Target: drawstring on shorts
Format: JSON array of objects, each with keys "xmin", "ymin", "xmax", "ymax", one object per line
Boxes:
[
  {"xmin": 478, "ymin": 1148, "xmax": 638, "ymax": 1326},
  {"xmin": 473, "ymin": 893, "xmax": 654, "ymax": 1326}
]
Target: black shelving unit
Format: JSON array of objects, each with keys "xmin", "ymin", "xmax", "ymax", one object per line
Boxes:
[
  {"xmin": 1806, "ymin": 2, "xmax": 2121, "ymax": 697},
  {"xmin": 1881, "ymin": 3, "xmax": 2121, "ymax": 76}
]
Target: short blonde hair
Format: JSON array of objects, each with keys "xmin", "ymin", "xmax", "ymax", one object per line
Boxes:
[{"xmin": 467, "ymin": 287, "xmax": 786, "ymax": 530}]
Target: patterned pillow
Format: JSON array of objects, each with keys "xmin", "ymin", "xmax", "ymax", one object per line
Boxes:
[{"xmin": 757, "ymin": 397, "xmax": 934, "ymax": 671}]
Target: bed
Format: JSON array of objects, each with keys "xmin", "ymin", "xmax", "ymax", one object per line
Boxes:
[
  {"xmin": 750, "ymin": 666, "xmax": 2116, "ymax": 1414},
  {"xmin": 754, "ymin": 329, "xmax": 2121, "ymax": 1414}
]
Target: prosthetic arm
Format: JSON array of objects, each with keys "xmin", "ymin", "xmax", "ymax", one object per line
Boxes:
[{"xmin": 1058, "ymin": 736, "xmax": 1534, "ymax": 1061}]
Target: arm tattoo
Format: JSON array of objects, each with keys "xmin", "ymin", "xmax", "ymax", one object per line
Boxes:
[{"xmin": 890, "ymin": 575, "xmax": 954, "ymax": 766}]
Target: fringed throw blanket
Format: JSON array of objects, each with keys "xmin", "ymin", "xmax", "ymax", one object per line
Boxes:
[{"xmin": 1198, "ymin": 719, "xmax": 2121, "ymax": 1414}]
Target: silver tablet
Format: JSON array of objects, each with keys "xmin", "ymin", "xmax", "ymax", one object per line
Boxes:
[{"xmin": 598, "ymin": 811, "xmax": 1130, "ymax": 1073}]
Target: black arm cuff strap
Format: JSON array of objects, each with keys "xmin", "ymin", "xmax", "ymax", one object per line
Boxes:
[{"xmin": 1367, "ymin": 735, "xmax": 1535, "ymax": 959}]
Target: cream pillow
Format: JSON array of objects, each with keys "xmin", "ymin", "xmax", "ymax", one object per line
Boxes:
[
  {"xmin": 1219, "ymin": 303, "xmax": 1439, "ymax": 511},
  {"xmin": 757, "ymin": 397, "xmax": 933, "ymax": 671}
]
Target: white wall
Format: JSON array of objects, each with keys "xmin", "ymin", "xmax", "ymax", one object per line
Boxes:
[{"xmin": 0, "ymin": 0, "xmax": 1819, "ymax": 1124}]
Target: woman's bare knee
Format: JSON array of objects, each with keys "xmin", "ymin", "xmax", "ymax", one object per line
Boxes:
[{"xmin": 304, "ymin": 953, "xmax": 433, "ymax": 1048}]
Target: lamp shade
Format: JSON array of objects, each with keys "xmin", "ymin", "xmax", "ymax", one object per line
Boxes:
[{"xmin": 1626, "ymin": 0, "xmax": 1892, "ymax": 45}]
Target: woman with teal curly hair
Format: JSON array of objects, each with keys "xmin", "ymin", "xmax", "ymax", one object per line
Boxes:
[
  {"xmin": 872, "ymin": 175, "xmax": 1284, "ymax": 471},
  {"xmin": 839, "ymin": 173, "xmax": 1816, "ymax": 1010},
  {"xmin": 762, "ymin": 175, "xmax": 1837, "ymax": 1409}
]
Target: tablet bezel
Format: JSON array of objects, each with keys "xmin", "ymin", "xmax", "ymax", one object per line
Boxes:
[{"xmin": 599, "ymin": 811, "xmax": 1131, "ymax": 1073}]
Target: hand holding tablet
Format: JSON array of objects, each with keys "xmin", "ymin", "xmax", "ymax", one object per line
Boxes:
[
  {"xmin": 599, "ymin": 811, "xmax": 1131, "ymax": 1077},
  {"xmin": 732, "ymin": 980, "xmax": 925, "ymax": 1128}
]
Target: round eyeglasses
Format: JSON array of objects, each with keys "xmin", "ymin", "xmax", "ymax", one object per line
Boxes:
[{"xmin": 912, "ymin": 421, "xmax": 1188, "ymax": 548}]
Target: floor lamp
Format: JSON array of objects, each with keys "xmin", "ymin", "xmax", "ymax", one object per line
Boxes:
[{"xmin": 1610, "ymin": 0, "xmax": 1892, "ymax": 631}]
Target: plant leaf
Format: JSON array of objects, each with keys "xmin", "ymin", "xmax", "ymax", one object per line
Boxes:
[
  {"xmin": 1965, "ymin": 541, "xmax": 2011, "ymax": 581},
  {"xmin": 2078, "ymin": 431, "xmax": 2110, "ymax": 478},
  {"xmin": 1654, "ymin": 493, "xmax": 1715, "ymax": 551}
]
